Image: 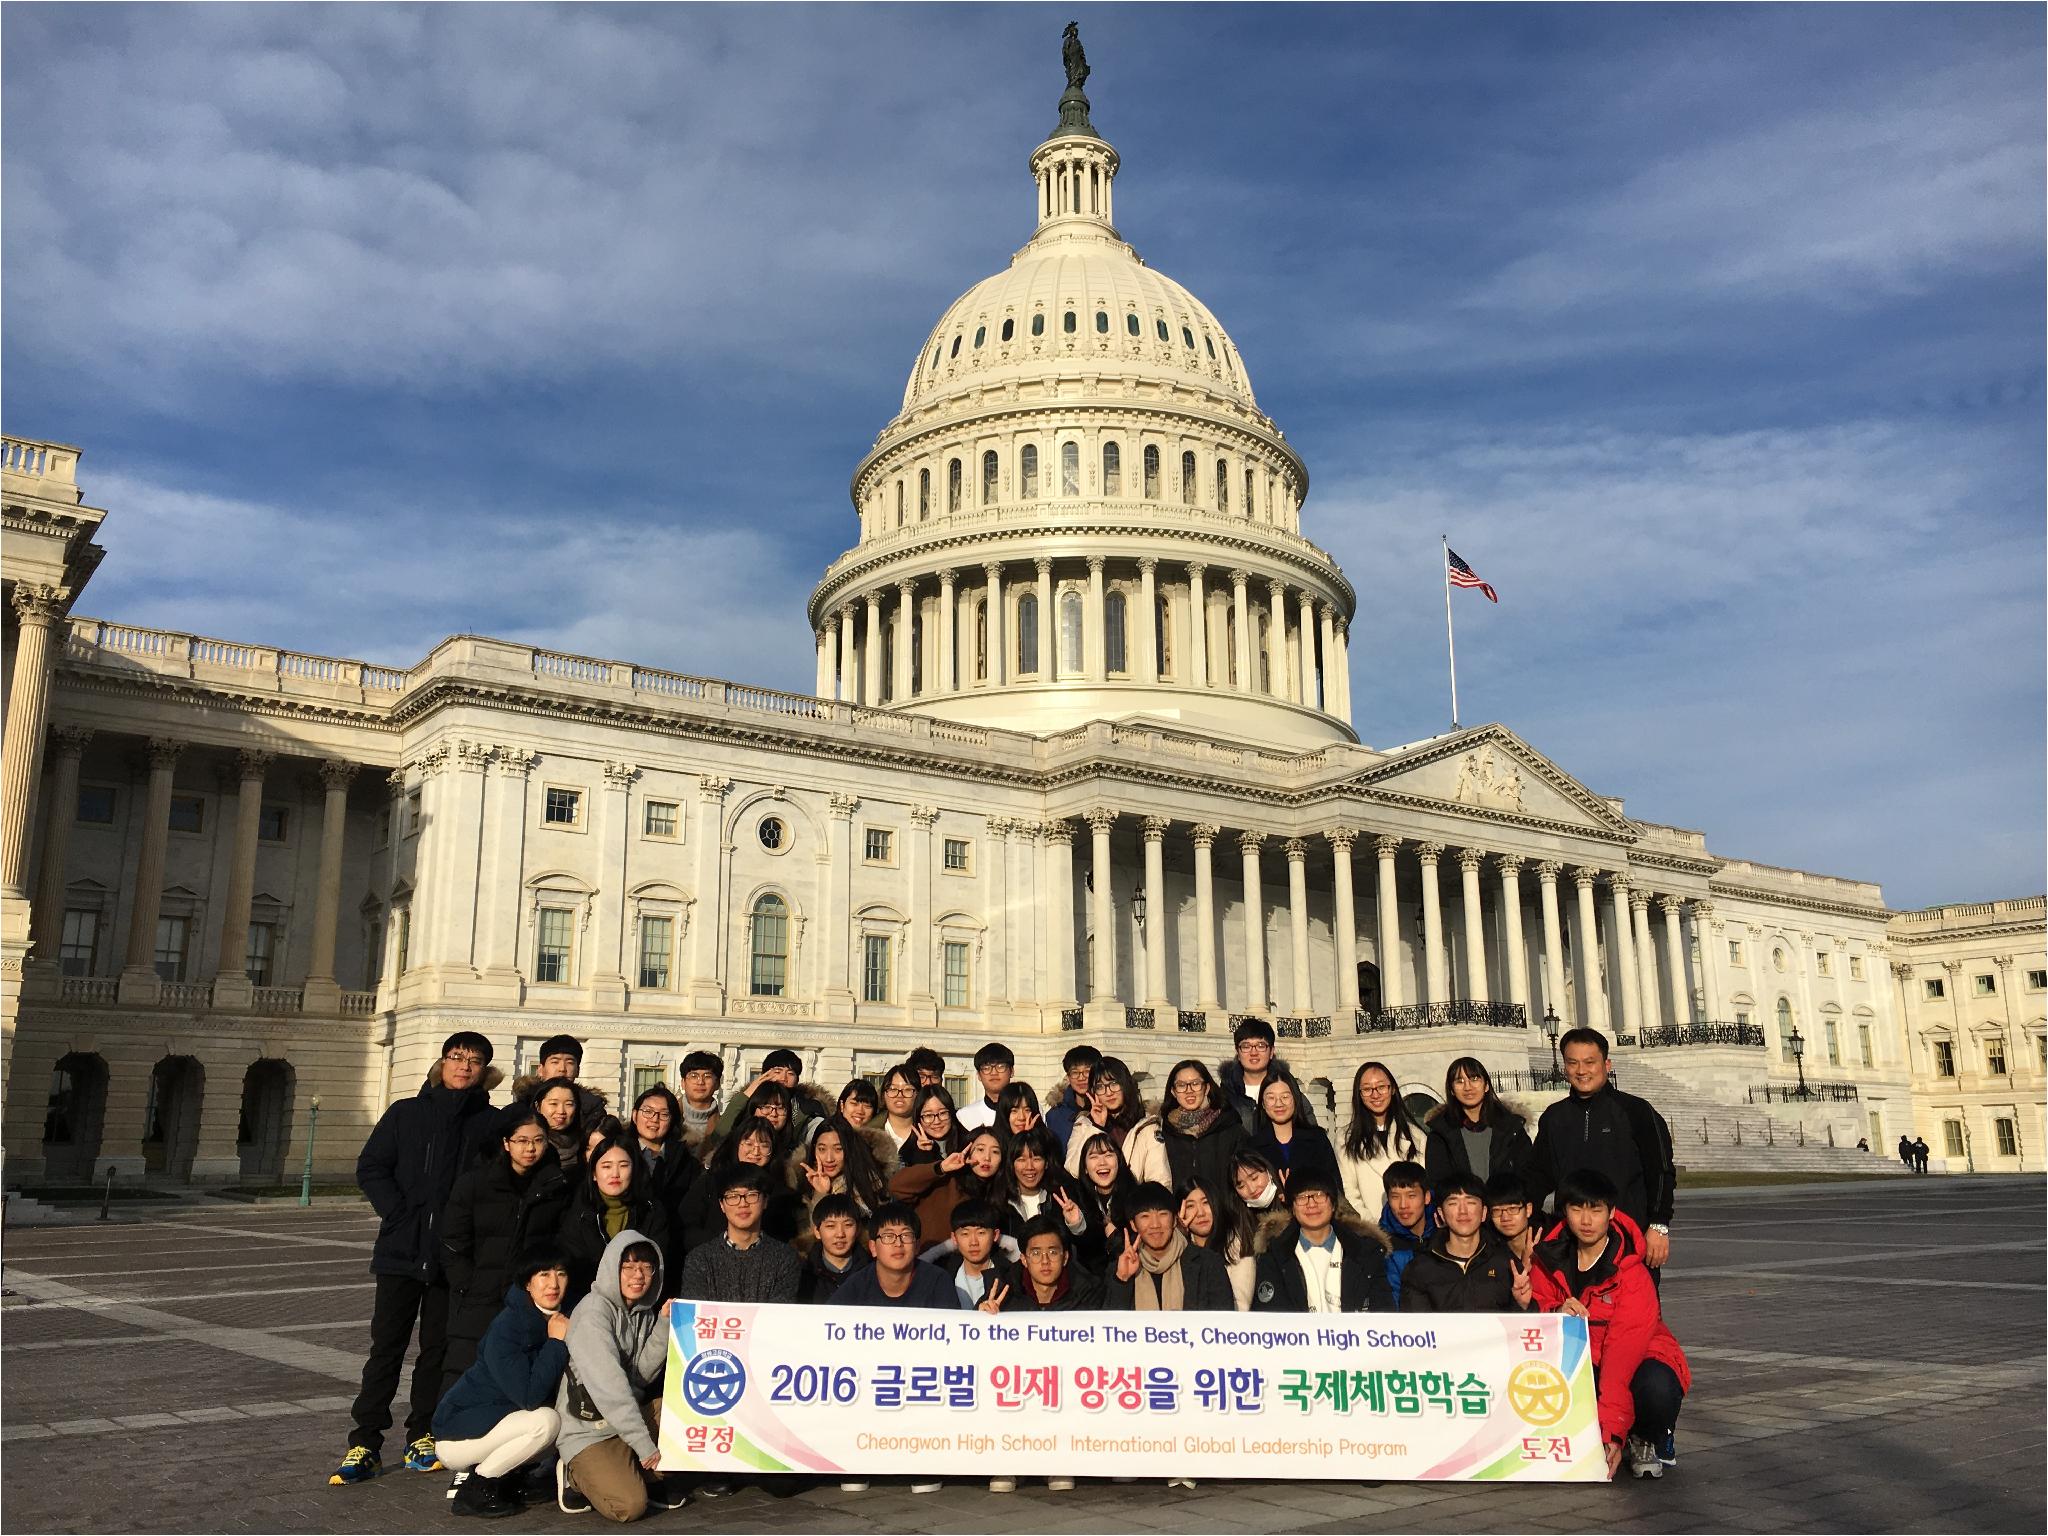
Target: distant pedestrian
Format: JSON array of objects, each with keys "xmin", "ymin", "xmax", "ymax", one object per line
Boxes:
[
  {"xmin": 1912, "ymin": 1136, "xmax": 1930, "ymax": 1174},
  {"xmin": 1898, "ymin": 1135, "xmax": 1914, "ymax": 1170}
]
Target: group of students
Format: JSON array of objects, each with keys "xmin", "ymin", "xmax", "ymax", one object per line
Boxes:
[{"xmin": 331, "ymin": 1018, "xmax": 1691, "ymax": 1517}]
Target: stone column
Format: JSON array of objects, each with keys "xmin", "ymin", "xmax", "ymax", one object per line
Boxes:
[
  {"xmin": 1694, "ymin": 901, "xmax": 1721, "ymax": 1020},
  {"xmin": 1230, "ymin": 570, "xmax": 1253, "ymax": 691},
  {"xmin": 1333, "ymin": 618, "xmax": 1354, "ymax": 725},
  {"xmin": 1329, "ymin": 828, "xmax": 1359, "ymax": 1013},
  {"xmin": 814, "ymin": 629, "xmax": 831, "ymax": 698},
  {"xmin": 907, "ymin": 806, "xmax": 937, "ymax": 1015},
  {"xmin": 1086, "ymin": 557, "xmax": 1107, "ymax": 681},
  {"xmin": 1457, "ymin": 848, "xmax": 1489, "ymax": 1004},
  {"xmin": 1284, "ymin": 839, "xmax": 1312, "ymax": 1013},
  {"xmin": 1497, "ymin": 855, "xmax": 1528, "ymax": 1014},
  {"xmin": 1535, "ymin": 861, "xmax": 1566, "ymax": 1022},
  {"xmin": 984, "ymin": 562, "xmax": 1006, "ymax": 686},
  {"xmin": 1086, "ymin": 808, "xmax": 1116, "ymax": 1002},
  {"xmin": 589, "ymin": 761, "xmax": 636, "ymax": 1008},
  {"xmin": 836, "ymin": 607, "xmax": 856, "ymax": 702},
  {"xmin": 1043, "ymin": 819, "xmax": 1078, "ymax": 1006},
  {"xmin": 300, "ymin": 760, "xmax": 356, "ymax": 1013},
  {"xmin": 378, "ymin": 770, "xmax": 407, "ymax": 999},
  {"xmin": 1571, "ymin": 868, "xmax": 1605, "ymax": 1031},
  {"xmin": 1297, "ymin": 591, "xmax": 1317, "ymax": 706},
  {"xmin": 29, "ymin": 725, "xmax": 91, "ymax": 961},
  {"xmin": 823, "ymin": 793, "xmax": 858, "ymax": 1017},
  {"xmin": 891, "ymin": 580, "xmax": 914, "ymax": 701},
  {"xmin": 1187, "ymin": 564, "xmax": 1209, "ymax": 689},
  {"xmin": 473, "ymin": 748, "xmax": 535, "ymax": 994},
  {"xmin": 1141, "ymin": 815, "xmax": 1169, "ymax": 1004},
  {"xmin": 1416, "ymin": 841, "xmax": 1447, "ymax": 1004},
  {"xmin": 862, "ymin": 592, "xmax": 883, "ymax": 706},
  {"xmin": 1237, "ymin": 831, "xmax": 1267, "ymax": 1012},
  {"xmin": 1192, "ymin": 824, "xmax": 1220, "ymax": 1009},
  {"xmin": 1607, "ymin": 875, "xmax": 1643, "ymax": 1038},
  {"xmin": 1660, "ymin": 897, "xmax": 1690, "ymax": 1026},
  {"xmin": 0, "ymin": 585, "xmax": 66, "ymax": 899},
  {"xmin": 1266, "ymin": 580, "xmax": 1290, "ymax": 699},
  {"xmin": 1034, "ymin": 558, "xmax": 1054, "ymax": 677},
  {"xmin": 1630, "ymin": 890, "xmax": 1660, "ymax": 1030},
  {"xmin": 1317, "ymin": 604, "xmax": 1337, "ymax": 715},
  {"xmin": 686, "ymin": 776, "xmax": 731, "ymax": 1009},
  {"xmin": 1374, "ymin": 834, "xmax": 1403, "ymax": 1008},
  {"xmin": 1138, "ymin": 558, "xmax": 1159, "ymax": 684},
  {"xmin": 936, "ymin": 571, "xmax": 958, "ymax": 692},
  {"xmin": 118, "ymin": 739, "xmax": 183, "ymax": 998}
]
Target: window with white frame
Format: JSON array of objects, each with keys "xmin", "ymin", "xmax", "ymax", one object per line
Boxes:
[
  {"xmin": 1728, "ymin": 938, "xmax": 1744, "ymax": 964},
  {"xmin": 1857, "ymin": 1023, "xmax": 1873, "ymax": 1068},
  {"xmin": 637, "ymin": 916, "xmax": 674, "ymax": 991},
  {"xmin": 1924, "ymin": 977, "xmax": 1946, "ymax": 1000},
  {"xmin": 543, "ymin": 787, "xmax": 583, "ymax": 827},
  {"xmin": 2027, "ymin": 968, "xmax": 2046, "ymax": 991},
  {"xmin": 1776, "ymin": 998, "xmax": 1795, "ymax": 1061},
  {"xmin": 153, "ymin": 917, "xmax": 190, "ymax": 982},
  {"xmin": 1824, "ymin": 1019, "xmax": 1840, "ymax": 1067},
  {"xmin": 535, "ymin": 908, "xmax": 575, "ymax": 983},
  {"xmin": 633, "ymin": 1064, "xmax": 667, "ymax": 1100},
  {"xmin": 1985, "ymin": 1036, "xmax": 2007, "ymax": 1076},
  {"xmin": 406, "ymin": 789, "xmax": 424, "ymax": 835},
  {"xmin": 1849, "ymin": 955, "xmax": 1864, "ymax": 980},
  {"xmin": 246, "ymin": 921, "xmax": 276, "ymax": 986},
  {"xmin": 1816, "ymin": 951, "xmax": 1831, "ymax": 977},
  {"xmin": 1942, "ymin": 1119, "xmax": 1965, "ymax": 1157},
  {"xmin": 643, "ymin": 800, "xmax": 679, "ymax": 839},
  {"xmin": 749, "ymin": 896, "xmax": 789, "ymax": 997},
  {"xmin": 1995, "ymin": 1117, "xmax": 2018, "ymax": 1158},
  {"xmin": 942, "ymin": 940, "xmax": 970, "ymax": 1008},
  {"xmin": 394, "ymin": 906, "xmax": 411, "ymax": 975},
  {"xmin": 1932, "ymin": 1039, "xmax": 1956, "ymax": 1077},
  {"xmin": 862, "ymin": 933, "xmax": 892, "ymax": 1003},
  {"xmin": 942, "ymin": 838, "xmax": 971, "ymax": 874},
  {"xmin": 1974, "ymin": 973, "xmax": 1996, "ymax": 997},
  {"xmin": 59, "ymin": 909, "xmax": 99, "ymax": 977},
  {"xmin": 863, "ymin": 828, "xmax": 894, "ymax": 864}
]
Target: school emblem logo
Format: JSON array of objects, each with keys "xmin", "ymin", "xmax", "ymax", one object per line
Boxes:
[
  {"xmin": 1255, "ymin": 1280, "xmax": 1276, "ymax": 1304},
  {"xmin": 683, "ymin": 1349, "xmax": 747, "ymax": 1416},
  {"xmin": 1506, "ymin": 1360, "xmax": 1570, "ymax": 1428}
]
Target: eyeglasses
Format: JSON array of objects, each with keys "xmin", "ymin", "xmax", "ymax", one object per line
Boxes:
[
  {"xmin": 1172, "ymin": 1079, "xmax": 1205, "ymax": 1093},
  {"xmin": 1362, "ymin": 1081, "xmax": 1395, "ymax": 1096},
  {"xmin": 872, "ymin": 1231, "xmax": 917, "ymax": 1246},
  {"xmin": 443, "ymin": 1052, "xmax": 485, "ymax": 1068},
  {"xmin": 507, "ymin": 1136, "xmax": 548, "ymax": 1150},
  {"xmin": 635, "ymin": 1106, "xmax": 672, "ymax": 1120},
  {"xmin": 720, "ymin": 1191, "xmax": 765, "ymax": 1206},
  {"xmin": 619, "ymin": 1259, "xmax": 656, "ymax": 1273},
  {"xmin": 918, "ymin": 1109, "xmax": 951, "ymax": 1124}
]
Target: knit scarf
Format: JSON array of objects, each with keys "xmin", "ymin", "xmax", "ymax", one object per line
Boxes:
[
  {"xmin": 1168, "ymin": 1106, "xmax": 1223, "ymax": 1138},
  {"xmin": 1134, "ymin": 1228, "xmax": 1188, "ymax": 1312},
  {"xmin": 599, "ymin": 1191, "xmax": 633, "ymax": 1241}
]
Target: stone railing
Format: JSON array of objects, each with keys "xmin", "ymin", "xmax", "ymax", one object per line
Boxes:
[
  {"xmin": 339, "ymin": 990, "xmax": 380, "ymax": 1017},
  {"xmin": 1354, "ymin": 1001, "xmax": 1528, "ymax": 1033},
  {"xmin": 158, "ymin": 980, "xmax": 212, "ymax": 1010},
  {"xmin": 1638, "ymin": 1021, "xmax": 1766, "ymax": 1049},
  {"xmin": 58, "ymin": 976, "xmax": 117, "ymax": 1004},
  {"xmin": 66, "ymin": 619, "xmax": 412, "ymax": 696},
  {"xmin": 2, "ymin": 434, "xmax": 80, "ymax": 484},
  {"xmin": 252, "ymin": 986, "xmax": 305, "ymax": 1014},
  {"xmin": 1750, "ymin": 1082, "xmax": 1860, "ymax": 1103}
]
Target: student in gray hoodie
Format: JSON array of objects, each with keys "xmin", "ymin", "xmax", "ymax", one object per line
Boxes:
[{"xmin": 554, "ymin": 1229, "xmax": 684, "ymax": 1521}]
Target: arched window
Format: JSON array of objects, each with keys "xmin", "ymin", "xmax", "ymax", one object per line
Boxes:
[
  {"xmin": 1156, "ymin": 318, "xmax": 1169, "ymax": 342},
  {"xmin": 1020, "ymin": 445, "xmax": 1038, "ymax": 499},
  {"xmin": 1245, "ymin": 466, "xmax": 1256, "ymax": 518},
  {"xmin": 1776, "ymin": 997, "xmax": 1795, "ymax": 1062},
  {"xmin": 918, "ymin": 469, "xmax": 931, "ymax": 520},
  {"xmin": 1059, "ymin": 591, "xmax": 1084, "ymax": 675},
  {"xmin": 1180, "ymin": 451, "xmax": 1197, "ymax": 506},
  {"xmin": 1225, "ymin": 609, "xmax": 1239, "ymax": 686},
  {"xmin": 1256, "ymin": 614, "xmax": 1272, "ymax": 693},
  {"xmin": 1031, "ymin": 313, "xmax": 1045, "ymax": 337},
  {"xmin": 974, "ymin": 600, "xmax": 988, "ymax": 681},
  {"xmin": 1095, "ymin": 310, "xmax": 1109, "ymax": 333},
  {"xmin": 1105, "ymin": 591, "xmax": 1128, "ymax": 674},
  {"xmin": 1156, "ymin": 595, "xmax": 1172, "ymax": 677},
  {"xmin": 1063, "ymin": 310, "xmax": 1077, "ymax": 334},
  {"xmin": 895, "ymin": 480, "xmax": 905, "ymax": 528},
  {"xmin": 1182, "ymin": 326, "xmax": 1195, "ymax": 349},
  {"xmin": 1143, "ymin": 445, "xmax": 1160, "ymax": 499},
  {"xmin": 973, "ymin": 325, "xmax": 986, "ymax": 349},
  {"xmin": 1204, "ymin": 336, "xmax": 1216, "ymax": 359},
  {"xmin": 1126, "ymin": 312, "xmax": 1141, "ymax": 337},
  {"xmin": 1060, "ymin": 441, "xmax": 1080, "ymax": 497},
  {"xmin": 881, "ymin": 616, "xmax": 895, "ymax": 700},
  {"xmin": 947, "ymin": 458, "xmax": 962, "ymax": 513},
  {"xmin": 910, "ymin": 610, "xmax": 923, "ymax": 695},
  {"xmin": 1217, "ymin": 458, "xmax": 1229, "ymax": 512},
  {"xmin": 1102, "ymin": 442, "xmax": 1121, "ymax": 496},
  {"xmin": 981, "ymin": 450, "xmax": 998, "ymax": 504},
  {"xmin": 749, "ymin": 895, "xmax": 789, "ymax": 997},
  {"xmin": 950, "ymin": 335, "xmax": 961, "ymax": 358},
  {"xmin": 1017, "ymin": 593, "xmax": 1039, "ymax": 674}
]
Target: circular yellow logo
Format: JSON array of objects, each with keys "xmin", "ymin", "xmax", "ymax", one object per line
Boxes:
[{"xmin": 1506, "ymin": 1361, "xmax": 1571, "ymax": 1427}]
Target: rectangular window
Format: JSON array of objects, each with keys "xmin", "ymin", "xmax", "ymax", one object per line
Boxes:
[
  {"xmin": 1824, "ymin": 1021, "xmax": 1840, "ymax": 1067},
  {"xmin": 76, "ymin": 785, "xmax": 115, "ymax": 824},
  {"xmin": 376, "ymin": 804, "xmax": 393, "ymax": 848},
  {"xmin": 406, "ymin": 789, "xmax": 424, "ymax": 835},
  {"xmin": 245, "ymin": 921, "xmax": 275, "ymax": 986},
  {"xmin": 1974, "ymin": 973, "xmax": 1996, "ymax": 997},
  {"xmin": 59, "ymin": 909, "xmax": 98, "ymax": 977},
  {"xmin": 862, "ymin": 934, "xmax": 892, "ymax": 1003},
  {"xmin": 1933, "ymin": 1039, "xmax": 1956, "ymax": 1078},
  {"xmin": 543, "ymin": 787, "xmax": 582, "ymax": 827},
  {"xmin": 1942, "ymin": 1120, "xmax": 1965, "ymax": 1158},
  {"xmin": 1986, "ymin": 1038, "xmax": 2007, "ymax": 1076},
  {"xmin": 1727, "ymin": 939, "xmax": 1743, "ymax": 965},
  {"xmin": 153, "ymin": 916, "xmax": 189, "ymax": 982},
  {"xmin": 864, "ymin": 828, "xmax": 893, "ymax": 864},
  {"xmin": 395, "ymin": 907, "xmax": 411, "ymax": 975},
  {"xmin": 638, "ymin": 916, "xmax": 673, "ymax": 991},
  {"xmin": 942, "ymin": 941, "xmax": 969, "ymax": 1008},
  {"xmin": 168, "ymin": 795, "xmax": 205, "ymax": 834},
  {"xmin": 2028, "ymin": 969, "xmax": 2047, "ymax": 991},
  {"xmin": 1734, "ymin": 1009, "xmax": 1751, "ymax": 1027},
  {"xmin": 257, "ymin": 804, "xmax": 289, "ymax": 842},
  {"xmin": 643, "ymin": 800, "xmax": 679, "ymax": 839},
  {"xmin": 1815, "ymin": 951, "xmax": 1831, "ymax": 977},
  {"xmin": 1995, "ymin": 1118, "xmax": 2018, "ymax": 1158},
  {"xmin": 535, "ymin": 907, "xmax": 574, "ymax": 983},
  {"xmin": 943, "ymin": 838, "xmax": 971, "ymax": 873},
  {"xmin": 633, "ymin": 1064, "xmax": 667, "ymax": 1100},
  {"xmin": 1858, "ymin": 1023, "xmax": 1873, "ymax": 1069},
  {"xmin": 1924, "ymin": 977, "xmax": 1945, "ymax": 1000},
  {"xmin": 1849, "ymin": 955, "xmax": 1864, "ymax": 981}
]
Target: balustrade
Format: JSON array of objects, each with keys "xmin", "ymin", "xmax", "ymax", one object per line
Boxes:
[
  {"xmin": 1353, "ymin": 1001, "xmax": 1528, "ymax": 1034},
  {"xmin": 1639, "ymin": 1021, "xmax": 1767, "ymax": 1049}
]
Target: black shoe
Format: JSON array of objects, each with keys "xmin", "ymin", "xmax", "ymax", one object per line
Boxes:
[
  {"xmin": 696, "ymin": 1479, "xmax": 736, "ymax": 1499},
  {"xmin": 648, "ymin": 1473, "xmax": 691, "ymax": 1511},
  {"xmin": 557, "ymin": 1462, "xmax": 593, "ymax": 1516},
  {"xmin": 451, "ymin": 1474, "xmax": 521, "ymax": 1519},
  {"xmin": 517, "ymin": 1462, "xmax": 559, "ymax": 1503}
]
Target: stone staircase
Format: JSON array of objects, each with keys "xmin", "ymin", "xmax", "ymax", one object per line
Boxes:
[{"xmin": 1508, "ymin": 1053, "xmax": 1911, "ymax": 1177}]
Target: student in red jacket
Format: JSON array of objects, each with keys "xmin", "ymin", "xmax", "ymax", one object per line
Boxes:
[{"xmin": 1526, "ymin": 1167, "xmax": 1691, "ymax": 1481}]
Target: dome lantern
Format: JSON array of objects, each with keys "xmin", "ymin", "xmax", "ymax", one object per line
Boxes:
[{"xmin": 1032, "ymin": 23, "xmax": 1118, "ymax": 236}]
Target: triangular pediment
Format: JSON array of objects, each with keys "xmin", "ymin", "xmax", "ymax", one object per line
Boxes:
[{"xmin": 1349, "ymin": 725, "xmax": 1634, "ymax": 838}]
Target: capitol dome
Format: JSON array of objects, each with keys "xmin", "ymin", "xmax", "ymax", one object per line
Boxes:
[{"xmin": 808, "ymin": 39, "xmax": 1358, "ymax": 749}]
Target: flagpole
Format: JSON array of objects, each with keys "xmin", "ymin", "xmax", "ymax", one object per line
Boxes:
[{"xmin": 1442, "ymin": 535, "xmax": 1460, "ymax": 729}]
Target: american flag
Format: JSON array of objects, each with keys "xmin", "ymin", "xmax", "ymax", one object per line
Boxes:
[{"xmin": 1446, "ymin": 548, "xmax": 1498, "ymax": 603}]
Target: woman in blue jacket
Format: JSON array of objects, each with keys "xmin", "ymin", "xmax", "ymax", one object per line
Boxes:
[{"xmin": 433, "ymin": 1248, "xmax": 574, "ymax": 1518}]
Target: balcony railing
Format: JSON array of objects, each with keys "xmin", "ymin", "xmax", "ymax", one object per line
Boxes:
[
  {"xmin": 1353, "ymin": 1001, "xmax": 1528, "ymax": 1033},
  {"xmin": 1124, "ymin": 1006, "xmax": 1156, "ymax": 1030},
  {"xmin": 1276, "ymin": 1016, "xmax": 1333, "ymax": 1039},
  {"xmin": 1061, "ymin": 1008, "xmax": 1085, "ymax": 1032},
  {"xmin": 252, "ymin": 986, "xmax": 304, "ymax": 1014},
  {"xmin": 1639, "ymin": 1021, "xmax": 1767, "ymax": 1049},
  {"xmin": 1750, "ymin": 1082, "xmax": 1860, "ymax": 1103},
  {"xmin": 340, "ymin": 990, "xmax": 380, "ymax": 1017},
  {"xmin": 1177, "ymin": 1009, "xmax": 1208, "ymax": 1033},
  {"xmin": 58, "ymin": 976, "xmax": 117, "ymax": 1005}
]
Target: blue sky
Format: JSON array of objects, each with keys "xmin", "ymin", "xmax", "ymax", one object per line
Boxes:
[{"xmin": 4, "ymin": 3, "xmax": 2041, "ymax": 909}]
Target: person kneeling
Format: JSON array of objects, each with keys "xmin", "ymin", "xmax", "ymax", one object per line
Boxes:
[
  {"xmin": 433, "ymin": 1249, "xmax": 574, "ymax": 1518},
  {"xmin": 1401, "ymin": 1174, "xmax": 1525, "ymax": 1313},
  {"xmin": 1527, "ymin": 1169, "xmax": 1692, "ymax": 1480},
  {"xmin": 554, "ymin": 1233, "xmax": 684, "ymax": 1520},
  {"xmin": 1249, "ymin": 1171, "xmax": 1393, "ymax": 1314}
]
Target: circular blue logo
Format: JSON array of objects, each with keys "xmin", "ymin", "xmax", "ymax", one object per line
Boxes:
[{"xmin": 683, "ymin": 1348, "xmax": 747, "ymax": 1415}]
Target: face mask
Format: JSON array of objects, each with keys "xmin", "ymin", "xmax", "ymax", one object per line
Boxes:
[{"xmin": 1244, "ymin": 1182, "xmax": 1278, "ymax": 1211}]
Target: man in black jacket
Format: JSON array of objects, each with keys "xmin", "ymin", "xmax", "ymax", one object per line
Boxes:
[
  {"xmin": 1250, "ymin": 1171, "xmax": 1393, "ymax": 1313},
  {"xmin": 1531, "ymin": 1029, "xmax": 1676, "ymax": 1272},
  {"xmin": 1401, "ymin": 1173, "xmax": 1524, "ymax": 1313},
  {"xmin": 331, "ymin": 1031, "xmax": 502, "ymax": 1486}
]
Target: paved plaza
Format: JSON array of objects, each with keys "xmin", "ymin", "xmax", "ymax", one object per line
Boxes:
[{"xmin": 2, "ymin": 1177, "xmax": 2042, "ymax": 1534}]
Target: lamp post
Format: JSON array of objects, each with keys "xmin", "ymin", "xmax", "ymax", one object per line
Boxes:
[
  {"xmin": 299, "ymin": 1095, "xmax": 322, "ymax": 1207},
  {"xmin": 1789, "ymin": 1025, "xmax": 1809, "ymax": 1100},
  {"xmin": 1543, "ymin": 1004, "xmax": 1563, "ymax": 1087}
]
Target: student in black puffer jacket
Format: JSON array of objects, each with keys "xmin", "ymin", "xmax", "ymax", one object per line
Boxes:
[
  {"xmin": 439, "ymin": 1108, "xmax": 572, "ymax": 1396},
  {"xmin": 559, "ymin": 1137, "xmax": 674, "ymax": 1305}
]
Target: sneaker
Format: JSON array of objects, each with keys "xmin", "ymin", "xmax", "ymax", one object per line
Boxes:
[
  {"xmin": 649, "ymin": 1474, "xmax": 691, "ymax": 1511},
  {"xmin": 1167, "ymin": 1477, "xmax": 1198, "ymax": 1489},
  {"xmin": 447, "ymin": 1470, "xmax": 469, "ymax": 1500},
  {"xmin": 451, "ymin": 1474, "xmax": 519, "ymax": 1519},
  {"xmin": 556, "ymin": 1461, "xmax": 592, "ymax": 1515},
  {"xmin": 328, "ymin": 1447, "xmax": 381, "ymax": 1486},
  {"xmin": 909, "ymin": 1480, "xmax": 943, "ymax": 1494},
  {"xmin": 405, "ymin": 1435, "xmax": 443, "ymax": 1473},
  {"xmin": 1626, "ymin": 1437, "xmax": 1663, "ymax": 1479},
  {"xmin": 1047, "ymin": 1477, "xmax": 1076, "ymax": 1492},
  {"xmin": 1656, "ymin": 1428, "xmax": 1677, "ymax": 1467},
  {"xmin": 696, "ymin": 1479, "xmax": 736, "ymax": 1499},
  {"xmin": 989, "ymin": 1476, "xmax": 1017, "ymax": 1493},
  {"xmin": 839, "ymin": 1481, "xmax": 870, "ymax": 1493}
]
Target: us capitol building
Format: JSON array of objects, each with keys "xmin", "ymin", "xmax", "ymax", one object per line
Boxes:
[{"xmin": 2, "ymin": 49, "xmax": 2041, "ymax": 1185}]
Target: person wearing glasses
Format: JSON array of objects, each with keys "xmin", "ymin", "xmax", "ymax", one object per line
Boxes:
[
  {"xmin": 876, "ymin": 1064, "xmax": 921, "ymax": 1153},
  {"xmin": 625, "ymin": 1086, "xmax": 698, "ymax": 1288},
  {"xmin": 331, "ymin": 1031, "xmax": 503, "ymax": 1488},
  {"xmin": 1157, "ymin": 1059, "xmax": 1247, "ymax": 1193},
  {"xmin": 898, "ymin": 1083, "xmax": 966, "ymax": 1168},
  {"xmin": 676, "ymin": 1166, "xmax": 804, "ymax": 1305},
  {"xmin": 828, "ymin": 1202, "xmax": 958, "ymax": 1496}
]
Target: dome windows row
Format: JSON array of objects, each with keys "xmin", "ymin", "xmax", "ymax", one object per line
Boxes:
[{"xmin": 918, "ymin": 302, "xmax": 1239, "ymax": 395}]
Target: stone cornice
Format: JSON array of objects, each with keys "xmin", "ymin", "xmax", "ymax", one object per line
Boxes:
[
  {"xmin": 54, "ymin": 665, "xmax": 405, "ymax": 738},
  {"xmin": 1890, "ymin": 918, "xmax": 2047, "ymax": 947},
  {"xmin": 1350, "ymin": 724, "xmax": 1637, "ymax": 841},
  {"xmin": 1710, "ymin": 881, "xmax": 1891, "ymax": 926}
]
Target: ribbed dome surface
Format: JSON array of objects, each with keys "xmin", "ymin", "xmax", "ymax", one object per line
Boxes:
[{"xmin": 897, "ymin": 226, "xmax": 1259, "ymax": 416}]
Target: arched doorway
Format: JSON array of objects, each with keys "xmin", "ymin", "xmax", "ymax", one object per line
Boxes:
[
  {"xmin": 1357, "ymin": 961, "xmax": 1382, "ymax": 1016},
  {"xmin": 1402, "ymin": 1088, "xmax": 1442, "ymax": 1126},
  {"xmin": 144, "ymin": 1056, "xmax": 204, "ymax": 1181},
  {"xmin": 42, "ymin": 1052, "xmax": 109, "ymax": 1182},
  {"xmin": 238, "ymin": 1060, "xmax": 296, "ymax": 1183}
]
